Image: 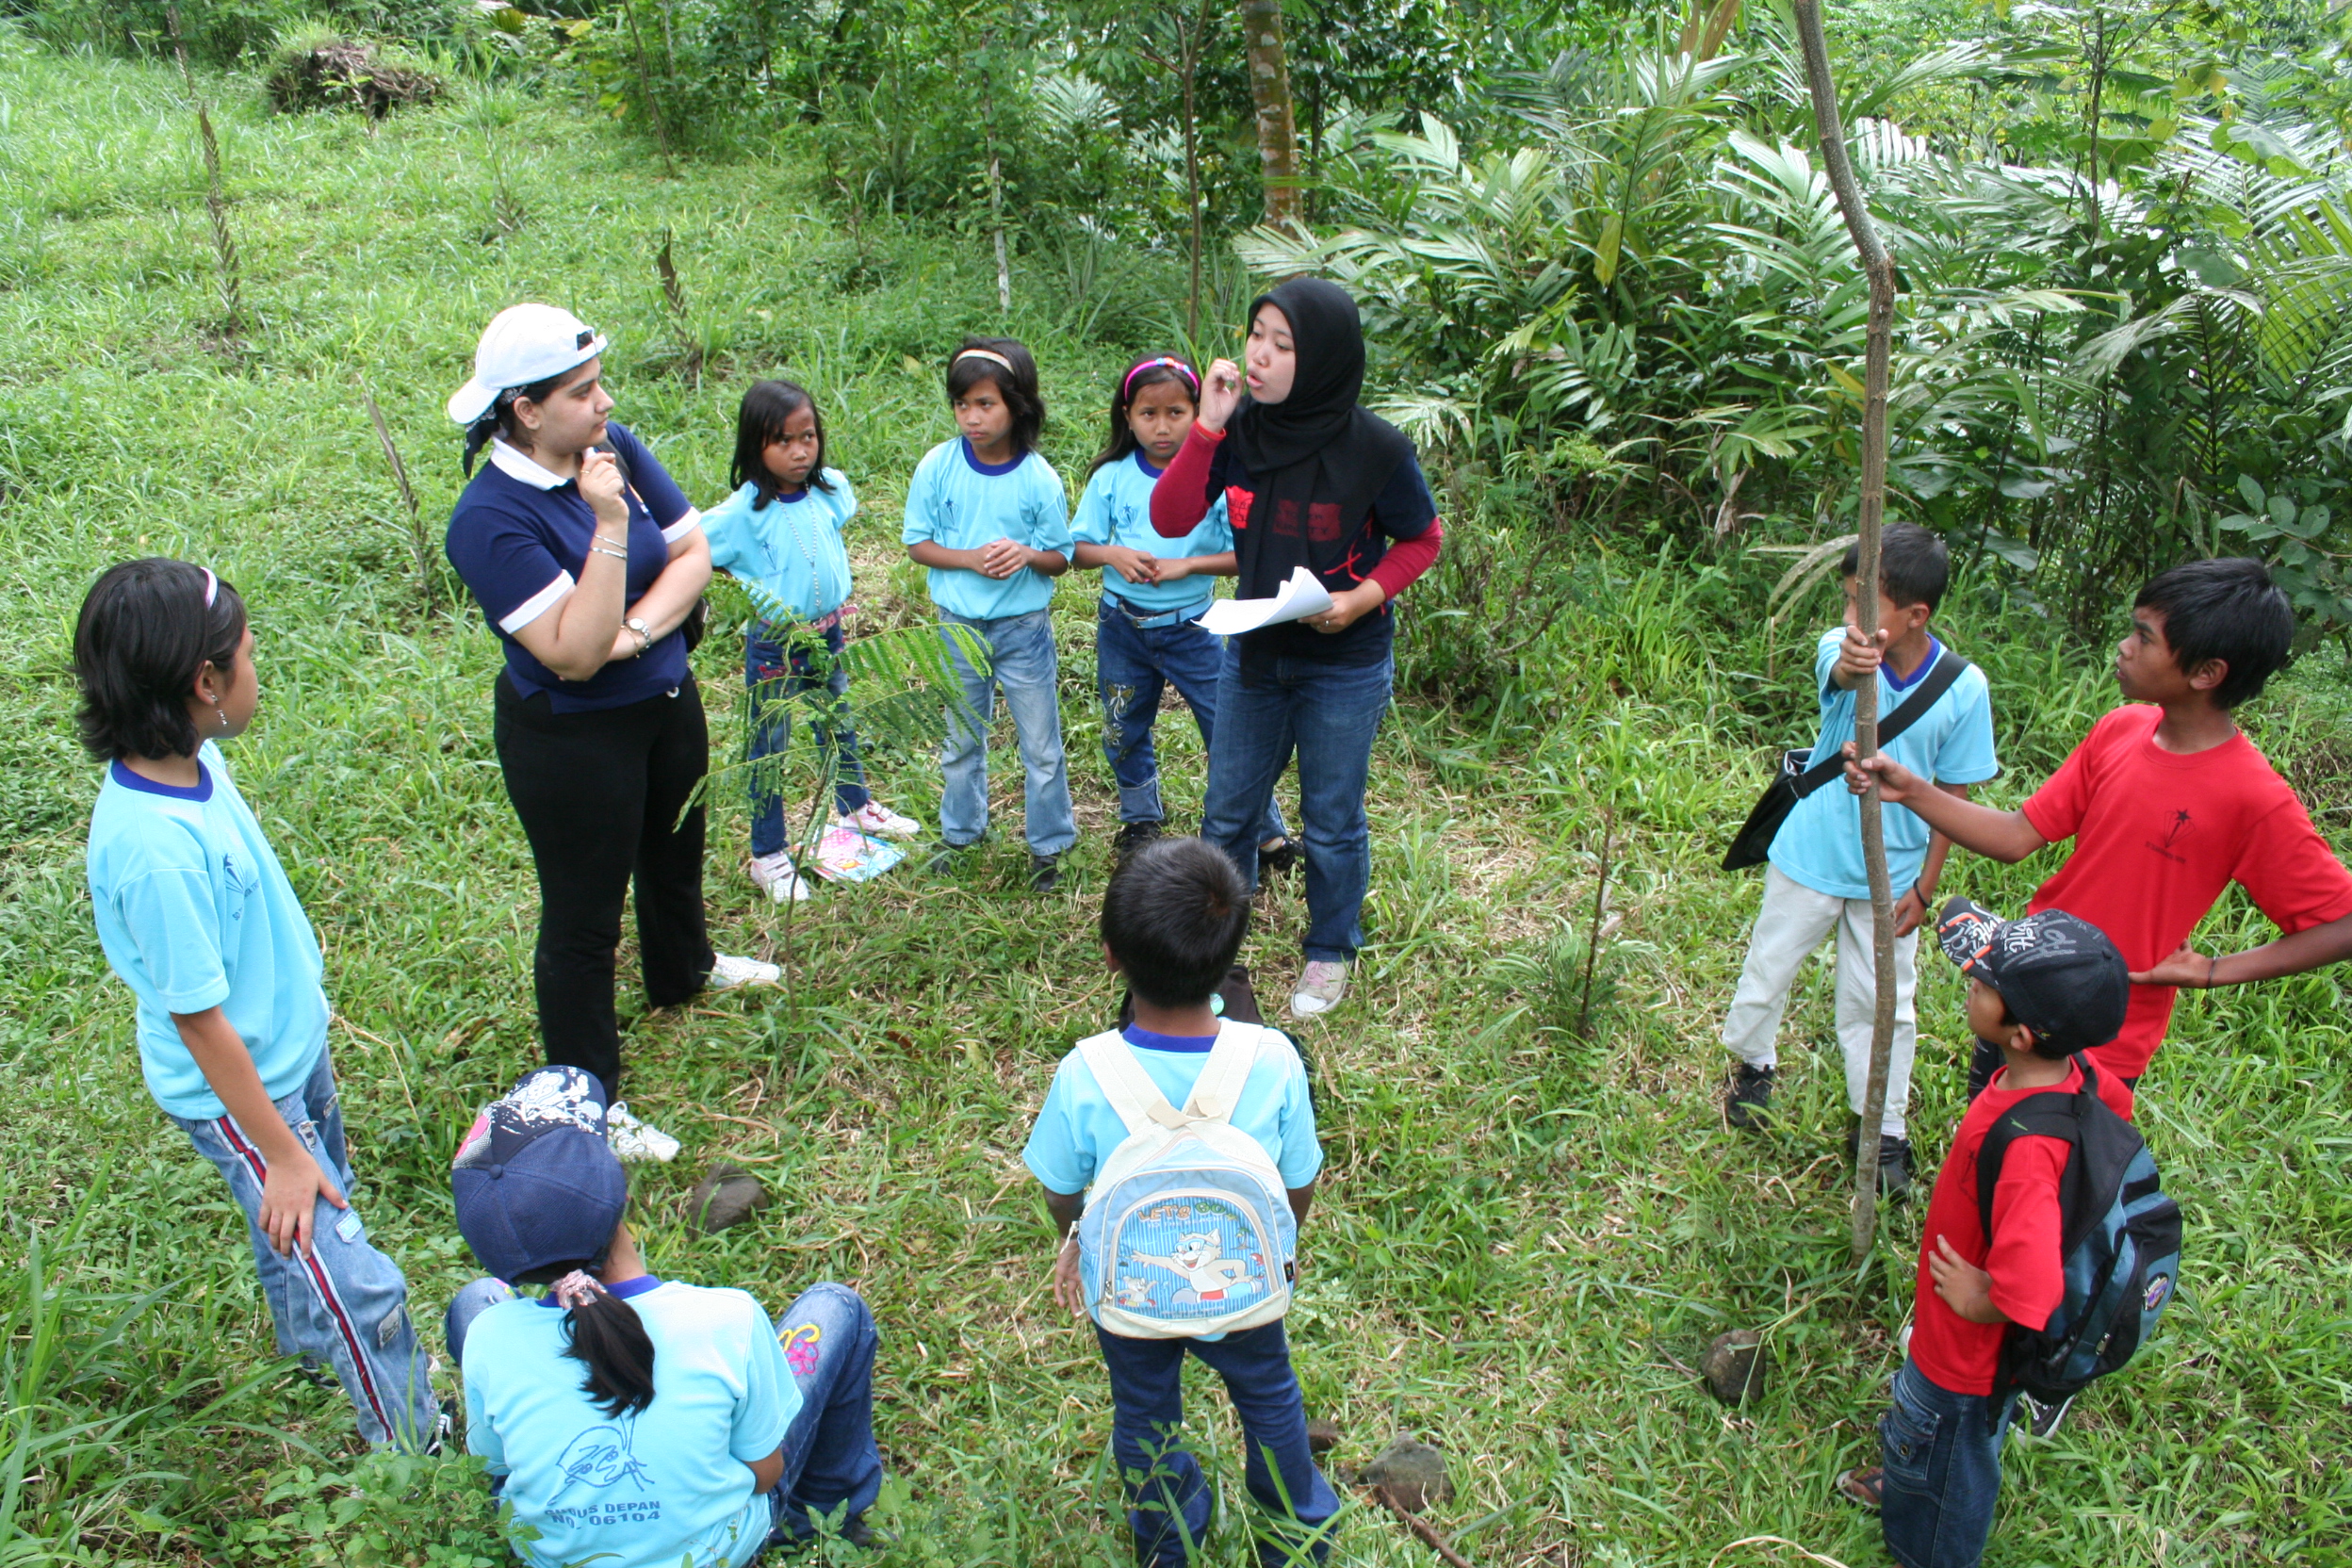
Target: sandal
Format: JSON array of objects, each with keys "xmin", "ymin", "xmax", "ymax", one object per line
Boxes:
[{"xmin": 1834, "ymin": 1466, "xmax": 1885, "ymax": 1511}]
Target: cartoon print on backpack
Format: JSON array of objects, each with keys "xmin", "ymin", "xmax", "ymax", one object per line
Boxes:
[{"xmin": 1127, "ymin": 1223, "xmax": 1265, "ymax": 1307}]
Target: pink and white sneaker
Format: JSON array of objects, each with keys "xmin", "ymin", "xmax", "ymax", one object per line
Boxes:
[{"xmin": 835, "ymin": 801, "xmax": 921, "ymax": 841}]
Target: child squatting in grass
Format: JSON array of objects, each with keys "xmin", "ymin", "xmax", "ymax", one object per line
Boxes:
[
  {"xmin": 446, "ymin": 1065, "xmax": 886, "ymax": 1567},
  {"xmin": 74, "ymin": 559, "xmax": 442, "ymax": 1452},
  {"xmin": 1849, "ymin": 557, "xmax": 2352, "ymax": 1119},
  {"xmin": 901, "ymin": 335, "xmax": 1079, "ymax": 892},
  {"xmin": 700, "ymin": 377, "xmax": 922, "ymax": 906},
  {"xmin": 1025, "ymin": 837, "xmax": 1337, "ymax": 1566},
  {"xmin": 1835, "ymin": 901, "xmax": 2134, "ymax": 1568},
  {"xmin": 1720, "ymin": 523, "xmax": 1999, "ymax": 1195}
]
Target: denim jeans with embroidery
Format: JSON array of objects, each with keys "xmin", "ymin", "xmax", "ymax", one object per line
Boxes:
[
  {"xmin": 1199, "ymin": 647, "xmax": 1393, "ymax": 962},
  {"xmin": 445, "ymin": 1279, "xmax": 884, "ymax": 1549},
  {"xmin": 172, "ymin": 1050, "xmax": 438, "ymax": 1449},
  {"xmin": 1096, "ymin": 1317, "xmax": 1338, "ymax": 1568},
  {"xmin": 746, "ymin": 621, "xmax": 871, "ymax": 858},
  {"xmin": 937, "ymin": 609, "xmax": 1077, "ymax": 857},
  {"xmin": 1879, "ymin": 1356, "xmax": 2020, "ymax": 1568},
  {"xmin": 1096, "ymin": 597, "xmax": 1286, "ymax": 844}
]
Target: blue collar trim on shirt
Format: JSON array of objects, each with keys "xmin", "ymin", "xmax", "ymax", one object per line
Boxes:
[
  {"xmin": 110, "ymin": 759, "xmax": 213, "ymax": 801},
  {"xmin": 1883, "ymin": 635, "xmax": 1944, "ymax": 693},
  {"xmin": 1133, "ymin": 450, "xmax": 1167, "ymax": 481},
  {"xmin": 537, "ymin": 1274, "xmax": 663, "ymax": 1307},
  {"xmin": 772, "ymin": 485, "xmax": 810, "ymax": 504},
  {"xmin": 960, "ymin": 438, "xmax": 1025, "ymax": 477},
  {"xmin": 1122, "ymin": 1024, "xmax": 1218, "ymax": 1054}
]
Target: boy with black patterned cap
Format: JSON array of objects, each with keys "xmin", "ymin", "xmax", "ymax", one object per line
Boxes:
[{"xmin": 1836, "ymin": 899, "xmax": 2131, "ymax": 1568}]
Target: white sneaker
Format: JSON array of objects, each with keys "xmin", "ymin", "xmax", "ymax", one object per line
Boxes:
[
  {"xmin": 747, "ymin": 851, "xmax": 812, "ymax": 903},
  {"xmin": 605, "ymin": 1102, "xmax": 680, "ymax": 1163},
  {"xmin": 836, "ymin": 800, "xmax": 922, "ymax": 841},
  {"xmin": 1289, "ymin": 960, "xmax": 1349, "ymax": 1019},
  {"xmin": 708, "ymin": 953, "xmax": 781, "ymax": 989}
]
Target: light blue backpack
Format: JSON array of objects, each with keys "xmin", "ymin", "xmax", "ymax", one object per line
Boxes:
[{"xmin": 1074, "ymin": 1021, "xmax": 1299, "ymax": 1339}]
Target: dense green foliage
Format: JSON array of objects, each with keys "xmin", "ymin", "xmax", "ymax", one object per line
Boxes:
[{"xmin": 5, "ymin": 4, "xmax": 2352, "ymax": 1566}]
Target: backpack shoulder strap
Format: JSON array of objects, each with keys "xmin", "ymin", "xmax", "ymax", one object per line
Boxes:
[
  {"xmin": 1183, "ymin": 1022, "xmax": 1271, "ymax": 1123},
  {"xmin": 1974, "ymin": 1087, "xmax": 2082, "ymax": 1241},
  {"xmin": 1791, "ymin": 650, "xmax": 1974, "ymax": 802},
  {"xmin": 1076, "ymin": 1032, "xmax": 1189, "ymax": 1136}
]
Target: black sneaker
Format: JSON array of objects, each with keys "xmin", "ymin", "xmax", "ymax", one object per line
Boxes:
[
  {"xmin": 2012, "ymin": 1390, "xmax": 2074, "ymax": 1438},
  {"xmin": 1258, "ymin": 836, "xmax": 1299, "ymax": 875},
  {"xmin": 923, "ymin": 840, "xmax": 969, "ymax": 876},
  {"xmin": 1724, "ymin": 1063, "xmax": 1774, "ymax": 1129},
  {"xmin": 1030, "ymin": 853, "xmax": 1061, "ymax": 893},
  {"xmin": 1114, "ymin": 821, "xmax": 1162, "ymax": 861},
  {"xmin": 1844, "ymin": 1120, "xmax": 1915, "ymax": 1197}
]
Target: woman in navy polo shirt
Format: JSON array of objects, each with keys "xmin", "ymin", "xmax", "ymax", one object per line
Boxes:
[{"xmin": 446, "ymin": 304, "xmax": 777, "ymax": 1160}]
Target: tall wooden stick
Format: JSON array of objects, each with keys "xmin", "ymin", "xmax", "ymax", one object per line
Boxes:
[{"xmin": 1791, "ymin": 0, "xmax": 1900, "ymax": 1263}]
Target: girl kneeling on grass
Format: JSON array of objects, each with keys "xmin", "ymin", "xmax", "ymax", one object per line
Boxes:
[
  {"xmin": 75, "ymin": 559, "xmax": 441, "ymax": 1451},
  {"xmin": 1072, "ymin": 355, "xmax": 1294, "ymax": 868},
  {"xmin": 701, "ymin": 380, "xmax": 921, "ymax": 905},
  {"xmin": 447, "ymin": 1066, "xmax": 885, "ymax": 1567}
]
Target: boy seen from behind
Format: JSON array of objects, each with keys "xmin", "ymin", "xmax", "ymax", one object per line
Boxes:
[
  {"xmin": 1722, "ymin": 524, "xmax": 1999, "ymax": 1192},
  {"xmin": 1024, "ymin": 838, "xmax": 1338, "ymax": 1567},
  {"xmin": 1850, "ymin": 559, "xmax": 2352, "ymax": 1117},
  {"xmin": 1837, "ymin": 901, "xmax": 2133, "ymax": 1568}
]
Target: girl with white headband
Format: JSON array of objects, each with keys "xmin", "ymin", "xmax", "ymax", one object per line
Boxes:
[
  {"xmin": 74, "ymin": 559, "xmax": 441, "ymax": 1451},
  {"xmin": 900, "ymin": 335, "xmax": 1077, "ymax": 890}
]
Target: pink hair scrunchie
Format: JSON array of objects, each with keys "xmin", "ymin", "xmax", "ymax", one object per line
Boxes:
[{"xmin": 549, "ymin": 1270, "xmax": 603, "ymax": 1310}]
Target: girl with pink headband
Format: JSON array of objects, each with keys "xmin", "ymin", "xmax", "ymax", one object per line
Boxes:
[{"xmin": 1072, "ymin": 355, "xmax": 1293, "ymax": 867}]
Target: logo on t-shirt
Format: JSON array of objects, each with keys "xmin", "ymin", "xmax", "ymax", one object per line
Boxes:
[
  {"xmin": 220, "ymin": 852, "xmax": 258, "ymax": 922},
  {"xmin": 1307, "ymin": 501, "xmax": 1343, "ymax": 542},
  {"xmin": 2146, "ymin": 808, "xmax": 2194, "ymax": 864},
  {"xmin": 556, "ymin": 1416, "xmax": 654, "ymax": 1495}
]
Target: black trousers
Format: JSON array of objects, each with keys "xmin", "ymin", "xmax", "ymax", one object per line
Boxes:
[{"xmin": 493, "ymin": 671, "xmax": 714, "ymax": 1096}]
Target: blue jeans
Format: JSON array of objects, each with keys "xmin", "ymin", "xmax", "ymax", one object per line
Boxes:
[
  {"xmin": 444, "ymin": 1280, "xmax": 885, "ymax": 1549},
  {"xmin": 1879, "ymin": 1357, "xmax": 2019, "ymax": 1568},
  {"xmin": 746, "ymin": 622, "xmax": 871, "ymax": 858},
  {"xmin": 1199, "ymin": 648, "xmax": 1393, "ymax": 962},
  {"xmin": 1096, "ymin": 1318, "xmax": 1339, "ymax": 1568},
  {"xmin": 938, "ymin": 609, "xmax": 1076, "ymax": 857},
  {"xmin": 172, "ymin": 1050, "xmax": 438, "ymax": 1450},
  {"xmin": 1097, "ymin": 598, "xmax": 1287, "ymax": 844}
]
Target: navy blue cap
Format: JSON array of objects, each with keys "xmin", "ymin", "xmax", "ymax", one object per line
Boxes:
[
  {"xmin": 1935, "ymin": 897, "xmax": 2130, "ymax": 1055},
  {"xmin": 451, "ymin": 1066, "xmax": 628, "ymax": 1282}
]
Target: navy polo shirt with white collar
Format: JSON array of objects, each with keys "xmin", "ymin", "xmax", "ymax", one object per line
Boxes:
[{"xmin": 445, "ymin": 422, "xmax": 704, "ymax": 712}]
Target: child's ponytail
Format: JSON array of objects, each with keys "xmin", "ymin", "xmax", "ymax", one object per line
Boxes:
[{"xmin": 545, "ymin": 1269, "xmax": 656, "ymax": 1417}]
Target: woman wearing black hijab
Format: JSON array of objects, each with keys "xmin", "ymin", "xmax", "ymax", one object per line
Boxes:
[{"xmin": 1151, "ymin": 277, "xmax": 1445, "ymax": 1019}]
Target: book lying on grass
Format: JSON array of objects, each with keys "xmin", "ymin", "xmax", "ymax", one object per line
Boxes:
[
  {"xmin": 1192, "ymin": 566, "xmax": 1333, "ymax": 636},
  {"xmin": 806, "ymin": 825, "xmax": 905, "ymax": 884}
]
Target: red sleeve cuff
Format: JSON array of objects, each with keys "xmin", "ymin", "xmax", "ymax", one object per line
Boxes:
[{"xmin": 1367, "ymin": 516, "xmax": 1444, "ymax": 598}]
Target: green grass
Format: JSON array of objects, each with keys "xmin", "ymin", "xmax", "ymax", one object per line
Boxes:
[{"xmin": 5, "ymin": 29, "xmax": 2352, "ymax": 1567}]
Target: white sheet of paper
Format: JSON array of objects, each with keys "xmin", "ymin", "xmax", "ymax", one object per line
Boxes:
[{"xmin": 1192, "ymin": 566, "xmax": 1334, "ymax": 636}]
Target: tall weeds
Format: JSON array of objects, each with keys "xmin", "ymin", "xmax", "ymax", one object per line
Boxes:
[{"xmin": 165, "ymin": 7, "xmax": 243, "ymax": 337}]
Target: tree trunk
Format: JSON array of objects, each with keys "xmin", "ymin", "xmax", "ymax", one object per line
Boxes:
[
  {"xmin": 1241, "ymin": 0, "xmax": 1302, "ymax": 228},
  {"xmin": 1791, "ymin": 0, "xmax": 1900, "ymax": 1266}
]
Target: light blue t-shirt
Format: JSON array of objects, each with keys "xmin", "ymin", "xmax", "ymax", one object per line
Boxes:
[
  {"xmin": 1770, "ymin": 628, "xmax": 2000, "ymax": 900},
  {"xmin": 899, "ymin": 437, "xmax": 1072, "ymax": 621},
  {"xmin": 84, "ymin": 742, "xmax": 330, "ymax": 1120},
  {"xmin": 701, "ymin": 467, "xmax": 858, "ymax": 624},
  {"xmin": 1071, "ymin": 450, "xmax": 1234, "ymax": 613},
  {"xmin": 1021, "ymin": 1023, "xmax": 1324, "ymax": 1197},
  {"xmin": 462, "ymin": 1278, "xmax": 801, "ymax": 1568}
]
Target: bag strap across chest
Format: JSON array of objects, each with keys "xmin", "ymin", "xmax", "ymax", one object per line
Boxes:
[
  {"xmin": 1790, "ymin": 648, "xmax": 1973, "ymax": 801},
  {"xmin": 1078, "ymin": 1024, "xmax": 1264, "ymax": 1137}
]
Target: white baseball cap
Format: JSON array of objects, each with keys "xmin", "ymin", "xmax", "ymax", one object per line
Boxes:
[{"xmin": 447, "ymin": 303, "xmax": 610, "ymax": 425}]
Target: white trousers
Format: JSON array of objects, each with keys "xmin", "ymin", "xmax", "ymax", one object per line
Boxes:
[{"xmin": 1721, "ymin": 864, "xmax": 1919, "ymax": 1136}]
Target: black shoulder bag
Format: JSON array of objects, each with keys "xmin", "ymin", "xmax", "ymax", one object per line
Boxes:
[{"xmin": 1720, "ymin": 650, "xmax": 1971, "ymax": 872}]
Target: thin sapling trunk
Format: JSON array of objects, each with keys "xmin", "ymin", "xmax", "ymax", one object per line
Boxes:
[{"xmin": 1792, "ymin": 0, "xmax": 1902, "ymax": 1264}]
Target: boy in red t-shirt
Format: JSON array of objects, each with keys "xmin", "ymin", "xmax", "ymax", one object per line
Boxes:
[
  {"xmin": 1837, "ymin": 901, "xmax": 2132, "ymax": 1568},
  {"xmin": 1849, "ymin": 559, "xmax": 2352, "ymax": 1116}
]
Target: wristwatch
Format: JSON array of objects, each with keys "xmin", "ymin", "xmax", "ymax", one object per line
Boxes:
[{"xmin": 625, "ymin": 616, "xmax": 654, "ymax": 658}]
